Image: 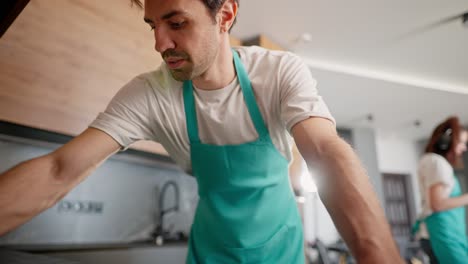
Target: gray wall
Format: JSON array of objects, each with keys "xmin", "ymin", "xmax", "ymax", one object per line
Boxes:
[
  {"xmin": 350, "ymin": 127, "xmax": 384, "ymax": 206},
  {"xmin": 0, "ymin": 135, "xmax": 197, "ymax": 246}
]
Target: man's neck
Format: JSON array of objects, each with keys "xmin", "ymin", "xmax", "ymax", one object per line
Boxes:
[{"xmin": 192, "ymin": 37, "xmax": 236, "ymax": 91}]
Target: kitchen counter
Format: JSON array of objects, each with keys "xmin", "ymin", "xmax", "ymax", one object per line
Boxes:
[
  {"xmin": 3, "ymin": 239, "xmax": 188, "ymax": 253},
  {"xmin": 0, "ymin": 248, "xmax": 80, "ymax": 264},
  {"xmin": 2, "ymin": 240, "xmax": 188, "ymax": 264}
]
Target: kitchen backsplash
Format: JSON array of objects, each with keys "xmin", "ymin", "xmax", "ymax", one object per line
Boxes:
[{"xmin": 0, "ymin": 134, "xmax": 198, "ymax": 246}]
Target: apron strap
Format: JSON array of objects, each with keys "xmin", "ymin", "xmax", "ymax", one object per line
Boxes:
[
  {"xmin": 183, "ymin": 80, "xmax": 200, "ymax": 143},
  {"xmin": 232, "ymin": 49, "xmax": 269, "ymax": 140}
]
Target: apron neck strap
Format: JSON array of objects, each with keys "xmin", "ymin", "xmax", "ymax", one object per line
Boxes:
[
  {"xmin": 232, "ymin": 49, "xmax": 269, "ymax": 140},
  {"xmin": 183, "ymin": 80, "xmax": 200, "ymax": 143},
  {"xmin": 182, "ymin": 49, "xmax": 269, "ymax": 144}
]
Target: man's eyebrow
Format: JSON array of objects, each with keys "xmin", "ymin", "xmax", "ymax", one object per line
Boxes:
[
  {"xmin": 144, "ymin": 10, "xmax": 186, "ymax": 24},
  {"xmin": 161, "ymin": 11, "xmax": 185, "ymax": 20}
]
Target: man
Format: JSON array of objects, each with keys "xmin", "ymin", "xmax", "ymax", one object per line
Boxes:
[{"xmin": 0, "ymin": 0, "xmax": 402, "ymax": 263}]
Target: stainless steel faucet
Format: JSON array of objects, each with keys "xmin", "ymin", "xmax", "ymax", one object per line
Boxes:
[{"xmin": 153, "ymin": 180, "xmax": 179, "ymax": 245}]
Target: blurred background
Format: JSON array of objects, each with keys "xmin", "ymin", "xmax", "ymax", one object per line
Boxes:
[{"xmin": 0, "ymin": 0, "xmax": 467, "ymax": 263}]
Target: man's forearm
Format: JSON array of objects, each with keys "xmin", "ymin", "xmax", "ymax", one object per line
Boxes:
[
  {"xmin": 0, "ymin": 128, "xmax": 120, "ymax": 235},
  {"xmin": 0, "ymin": 155, "xmax": 66, "ymax": 235},
  {"xmin": 309, "ymin": 138, "xmax": 403, "ymax": 263}
]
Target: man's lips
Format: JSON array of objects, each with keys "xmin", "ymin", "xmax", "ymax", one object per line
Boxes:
[{"xmin": 166, "ymin": 58, "xmax": 185, "ymax": 69}]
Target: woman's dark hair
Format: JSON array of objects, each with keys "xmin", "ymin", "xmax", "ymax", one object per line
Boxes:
[
  {"xmin": 130, "ymin": 0, "xmax": 239, "ymax": 32},
  {"xmin": 425, "ymin": 116, "xmax": 463, "ymax": 165}
]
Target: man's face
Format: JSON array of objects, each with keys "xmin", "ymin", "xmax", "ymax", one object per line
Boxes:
[{"xmin": 144, "ymin": 0, "xmax": 221, "ymax": 81}]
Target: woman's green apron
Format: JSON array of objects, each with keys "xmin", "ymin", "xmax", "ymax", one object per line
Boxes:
[
  {"xmin": 425, "ymin": 175, "xmax": 468, "ymax": 263},
  {"xmin": 183, "ymin": 50, "xmax": 304, "ymax": 263}
]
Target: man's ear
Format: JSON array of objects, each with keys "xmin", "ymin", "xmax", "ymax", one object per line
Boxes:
[{"xmin": 218, "ymin": 0, "xmax": 238, "ymax": 33}]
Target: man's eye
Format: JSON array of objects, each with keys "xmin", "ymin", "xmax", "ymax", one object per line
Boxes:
[
  {"xmin": 170, "ymin": 22, "xmax": 185, "ymax": 29},
  {"xmin": 149, "ymin": 25, "xmax": 155, "ymax": 31}
]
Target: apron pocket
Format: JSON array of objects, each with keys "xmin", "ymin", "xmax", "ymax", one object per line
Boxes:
[{"xmin": 204, "ymin": 224, "xmax": 295, "ymax": 264}]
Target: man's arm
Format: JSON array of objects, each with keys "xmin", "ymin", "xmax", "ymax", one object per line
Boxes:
[
  {"xmin": 0, "ymin": 128, "xmax": 121, "ymax": 235},
  {"xmin": 292, "ymin": 117, "xmax": 403, "ymax": 263},
  {"xmin": 429, "ymin": 183, "xmax": 468, "ymax": 212}
]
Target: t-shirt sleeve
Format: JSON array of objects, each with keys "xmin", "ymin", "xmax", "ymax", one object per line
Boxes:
[
  {"xmin": 278, "ymin": 53, "xmax": 335, "ymax": 131},
  {"xmin": 89, "ymin": 76, "xmax": 155, "ymax": 150},
  {"xmin": 421, "ymin": 155, "xmax": 453, "ymax": 188}
]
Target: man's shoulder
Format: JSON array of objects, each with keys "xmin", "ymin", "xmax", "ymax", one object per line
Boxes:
[
  {"xmin": 135, "ymin": 64, "xmax": 182, "ymax": 92},
  {"xmin": 113, "ymin": 64, "xmax": 181, "ymax": 105},
  {"xmin": 235, "ymin": 45, "xmax": 299, "ymax": 65}
]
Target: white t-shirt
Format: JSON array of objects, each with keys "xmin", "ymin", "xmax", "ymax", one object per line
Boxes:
[
  {"xmin": 90, "ymin": 46, "xmax": 335, "ymax": 172},
  {"xmin": 416, "ymin": 153, "xmax": 454, "ymax": 238}
]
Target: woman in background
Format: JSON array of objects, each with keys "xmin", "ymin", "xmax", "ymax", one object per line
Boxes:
[{"xmin": 415, "ymin": 116, "xmax": 468, "ymax": 264}]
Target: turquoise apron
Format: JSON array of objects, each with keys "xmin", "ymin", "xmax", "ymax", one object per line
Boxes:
[
  {"xmin": 183, "ymin": 50, "xmax": 304, "ymax": 263},
  {"xmin": 425, "ymin": 175, "xmax": 468, "ymax": 263}
]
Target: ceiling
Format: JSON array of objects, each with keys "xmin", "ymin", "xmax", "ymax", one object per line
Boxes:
[{"xmin": 231, "ymin": 0, "xmax": 468, "ymax": 140}]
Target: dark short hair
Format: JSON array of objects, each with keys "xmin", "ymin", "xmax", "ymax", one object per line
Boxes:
[{"xmin": 130, "ymin": 0, "xmax": 239, "ymax": 32}]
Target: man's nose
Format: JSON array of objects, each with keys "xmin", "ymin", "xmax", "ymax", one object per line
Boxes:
[{"xmin": 154, "ymin": 28, "xmax": 175, "ymax": 53}]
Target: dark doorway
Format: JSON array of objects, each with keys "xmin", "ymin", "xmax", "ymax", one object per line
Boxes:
[{"xmin": 382, "ymin": 173, "xmax": 412, "ymax": 239}]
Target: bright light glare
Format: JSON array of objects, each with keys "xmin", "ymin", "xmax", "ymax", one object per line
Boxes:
[
  {"xmin": 300, "ymin": 170, "xmax": 317, "ymax": 193},
  {"xmin": 296, "ymin": 196, "xmax": 306, "ymax": 203}
]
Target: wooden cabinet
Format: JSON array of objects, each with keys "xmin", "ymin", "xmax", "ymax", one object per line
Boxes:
[
  {"xmin": 229, "ymin": 35, "xmax": 242, "ymax": 46},
  {"xmin": 0, "ymin": 1, "xmax": 161, "ymax": 155}
]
